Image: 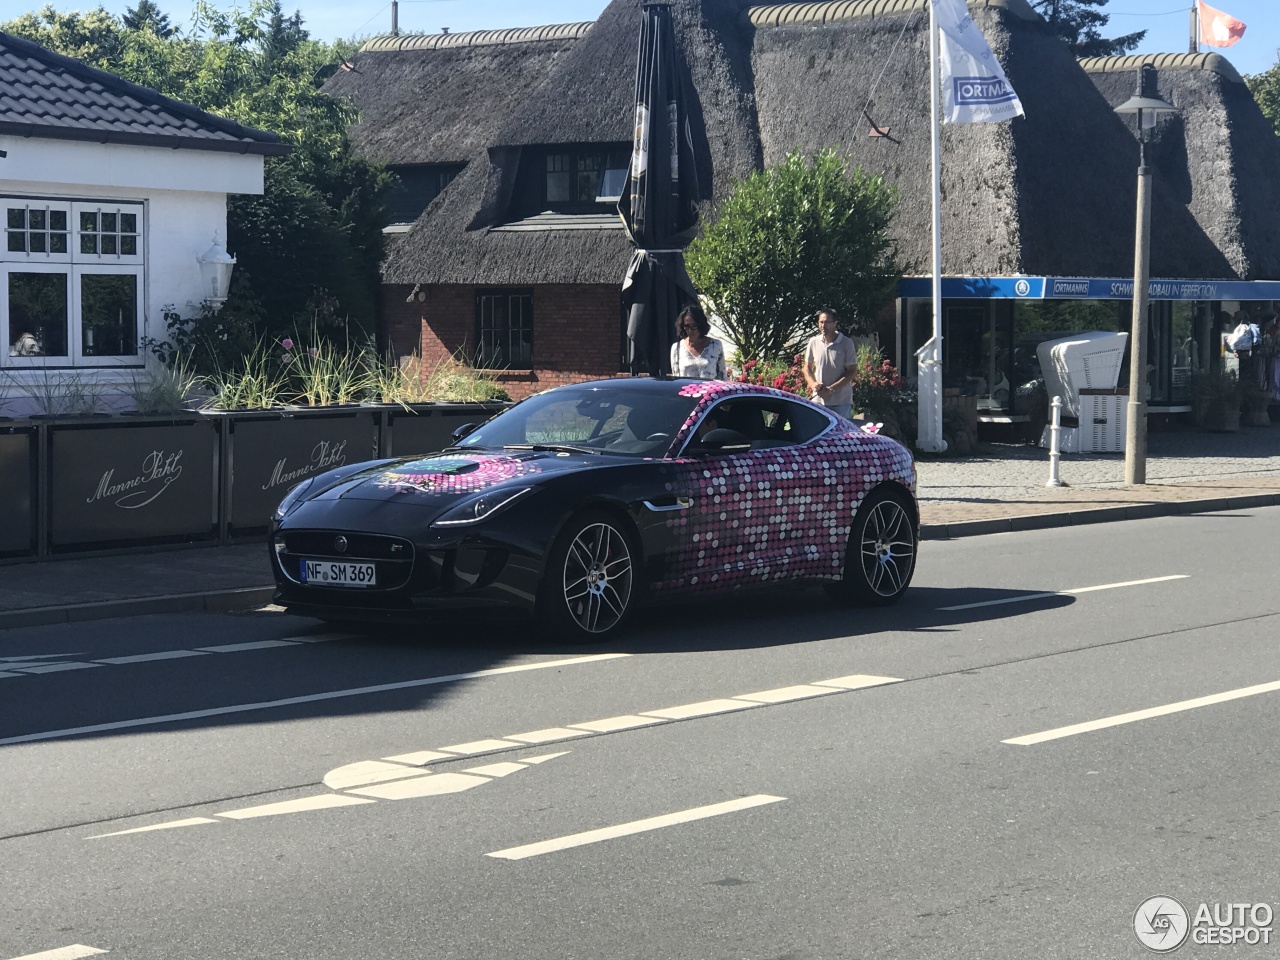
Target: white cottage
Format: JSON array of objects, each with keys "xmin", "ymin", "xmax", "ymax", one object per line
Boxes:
[{"xmin": 0, "ymin": 30, "xmax": 288, "ymax": 416}]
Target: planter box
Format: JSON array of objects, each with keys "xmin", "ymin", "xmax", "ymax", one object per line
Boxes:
[
  {"xmin": 381, "ymin": 402, "xmax": 509, "ymax": 457},
  {"xmin": 0, "ymin": 424, "xmax": 37, "ymax": 557},
  {"xmin": 48, "ymin": 416, "xmax": 219, "ymax": 551},
  {"xmin": 221, "ymin": 408, "xmax": 380, "ymax": 537}
]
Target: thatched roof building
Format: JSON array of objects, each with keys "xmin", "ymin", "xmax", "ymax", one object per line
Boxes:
[{"xmin": 1082, "ymin": 52, "xmax": 1280, "ymax": 281}]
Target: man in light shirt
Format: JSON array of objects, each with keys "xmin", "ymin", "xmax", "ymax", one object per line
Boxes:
[{"xmin": 802, "ymin": 308, "xmax": 859, "ymax": 419}]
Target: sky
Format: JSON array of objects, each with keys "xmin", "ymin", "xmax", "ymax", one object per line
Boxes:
[{"xmin": 0, "ymin": 0, "xmax": 1276, "ymax": 76}]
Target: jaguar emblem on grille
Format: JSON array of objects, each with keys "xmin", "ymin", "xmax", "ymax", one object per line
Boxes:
[{"xmin": 334, "ymin": 535, "xmax": 348, "ymax": 553}]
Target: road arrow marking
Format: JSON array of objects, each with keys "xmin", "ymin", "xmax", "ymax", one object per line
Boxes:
[{"xmin": 6, "ymin": 944, "xmax": 108, "ymax": 959}]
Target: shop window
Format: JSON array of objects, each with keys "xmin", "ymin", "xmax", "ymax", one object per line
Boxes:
[
  {"xmin": 2, "ymin": 195, "xmax": 143, "ymax": 366},
  {"xmin": 476, "ymin": 289, "xmax": 533, "ymax": 369}
]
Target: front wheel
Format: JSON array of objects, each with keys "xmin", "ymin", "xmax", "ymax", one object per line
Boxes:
[
  {"xmin": 831, "ymin": 488, "xmax": 917, "ymax": 606},
  {"xmin": 538, "ymin": 511, "xmax": 639, "ymax": 641}
]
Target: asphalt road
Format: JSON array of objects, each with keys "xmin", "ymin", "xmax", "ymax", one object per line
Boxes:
[{"xmin": 2, "ymin": 506, "xmax": 1279, "ymax": 960}]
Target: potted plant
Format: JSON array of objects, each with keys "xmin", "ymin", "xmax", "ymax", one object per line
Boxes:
[{"xmin": 1197, "ymin": 370, "xmax": 1242, "ymax": 432}]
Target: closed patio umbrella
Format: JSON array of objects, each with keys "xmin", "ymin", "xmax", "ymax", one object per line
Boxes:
[{"xmin": 619, "ymin": 1, "xmax": 701, "ymax": 377}]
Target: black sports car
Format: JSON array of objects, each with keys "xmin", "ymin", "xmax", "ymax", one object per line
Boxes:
[{"xmin": 269, "ymin": 377, "xmax": 918, "ymax": 640}]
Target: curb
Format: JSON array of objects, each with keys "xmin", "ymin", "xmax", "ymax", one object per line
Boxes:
[
  {"xmin": 0, "ymin": 586, "xmax": 276, "ymax": 630},
  {"xmin": 920, "ymin": 492, "xmax": 1280, "ymax": 540}
]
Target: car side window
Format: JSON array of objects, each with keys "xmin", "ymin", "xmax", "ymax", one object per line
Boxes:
[
  {"xmin": 687, "ymin": 396, "xmax": 831, "ymax": 453},
  {"xmin": 765, "ymin": 397, "xmax": 831, "ymax": 446}
]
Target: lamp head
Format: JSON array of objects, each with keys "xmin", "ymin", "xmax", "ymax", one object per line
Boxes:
[{"xmin": 1114, "ymin": 64, "xmax": 1177, "ymax": 138}]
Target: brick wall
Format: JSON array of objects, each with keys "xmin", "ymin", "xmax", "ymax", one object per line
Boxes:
[{"xmin": 379, "ymin": 283, "xmax": 625, "ymax": 400}]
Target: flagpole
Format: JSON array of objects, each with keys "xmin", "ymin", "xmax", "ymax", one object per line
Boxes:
[
  {"xmin": 916, "ymin": 1, "xmax": 947, "ymax": 454},
  {"xmin": 1190, "ymin": 1, "xmax": 1198, "ymax": 53}
]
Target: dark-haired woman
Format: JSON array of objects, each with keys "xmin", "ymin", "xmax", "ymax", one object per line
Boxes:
[{"xmin": 670, "ymin": 304, "xmax": 726, "ymax": 379}]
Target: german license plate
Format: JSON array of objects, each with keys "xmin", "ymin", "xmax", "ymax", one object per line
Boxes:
[{"xmin": 301, "ymin": 560, "xmax": 376, "ymax": 587}]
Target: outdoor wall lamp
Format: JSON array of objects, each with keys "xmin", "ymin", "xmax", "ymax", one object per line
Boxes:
[
  {"xmin": 1114, "ymin": 64, "xmax": 1178, "ymax": 486},
  {"xmin": 197, "ymin": 234, "xmax": 236, "ymax": 313}
]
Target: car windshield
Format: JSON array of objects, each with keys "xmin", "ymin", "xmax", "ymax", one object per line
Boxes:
[{"xmin": 455, "ymin": 386, "xmax": 698, "ymax": 458}]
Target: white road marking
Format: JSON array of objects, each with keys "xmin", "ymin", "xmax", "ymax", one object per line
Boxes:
[
  {"xmin": 811, "ymin": 674, "xmax": 903, "ymax": 690},
  {"xmin": 503, "ymin": 727, "xmax": 589, "ymax": 744},
  {"xmin": 939, "ymin": 574, "xmax": 1189, "ymax": 611},
  {"xmin": 383, "ymin": 750, "xmax": 454, "ymax": 765},
  {"xmin": 487, "ymin": 794, "xmax": 787, "ymax": 861},
  {"xmin": 6, "ymin": 946, "xmax": 108, "ymax": 960},
  {"xmin": 569, "ymin": 714, "xmax": 667, "ymax": 733},
  {"xmin": 734, "ymin": 684, "xmax": 839, "ymax": 704},
  {"xmin": 94, "ymin": 650, "xmax": 210, "ymax": 665},
  {"xmin": 194, "ymin": 639, "xmax": 302, "ymax": 653},
  {"xmin": 641, "ymin": 699, "xmax": 756, "ymax": 720},
  {"xmin": 90, "ymin": 817, "xmax": 219, "ymax": 839},
  {"xmin": 464, "ymin": 761, "xmax": 528, "ymax": 778},
  {"xmin": 0, "ymin": 671, "xmax": 21, "ymax": 679},
  {"xmin": 1005, "ymin": 678, "xmax": 1280, "ymax": 745},
  {"xmin": 12, "ymin": 663, "xmax": 103, "ymax": 675},
  {"xmin": 217, "ymin": 794, "xmax": 375, "ymax": 819},
  {"xmin": 0, "ymin": 653, "xmax": 630, "ymax": 746},
  {"xmin": 348, "ymin": 773, "xmax": 491, "ymax": 799},
  {"xmin": 323, "ymin": 760, "xmax": 427, "ymax": 790},
  {"xmin": 437, "ymin": 738, "xmax": 523, "ymax": 755}
]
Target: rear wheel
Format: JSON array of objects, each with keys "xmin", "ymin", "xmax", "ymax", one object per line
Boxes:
[
  {"xmin": 831, "ymin": 488, "xmax": 917, "ymax": 606},
  {"xmin": 538, "ymin": 511, "xmax": 638, "ymax": 641}
]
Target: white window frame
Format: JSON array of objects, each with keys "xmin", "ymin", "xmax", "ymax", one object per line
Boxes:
[{"xmin": 1, "ymin": 195, "xmax": 145, "ymax": 369}]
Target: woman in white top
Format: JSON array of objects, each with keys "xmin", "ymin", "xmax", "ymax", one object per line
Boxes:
[{"xmin": 670, "ymin": 304, "xmax": 726, "ymax": 379}]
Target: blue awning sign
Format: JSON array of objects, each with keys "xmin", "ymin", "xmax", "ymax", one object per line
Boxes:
[{"xmin": 898, "ymin": 276, "xmax": 1280, "ymax": 301}]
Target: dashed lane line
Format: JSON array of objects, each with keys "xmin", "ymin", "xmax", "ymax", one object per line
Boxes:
[
  {"xmin": 87, "ymin": 674, "xmax": 900, "ymax": 838},
  {"xmin": 0, "ymin": 633, "xmax": 354, "ymax": 678},
  {"xmin": 487, "ymin": 794, "xmax": 787, "ymax": 861},
  {"xmin": 1004, "ymin": 678, "xmax": 1280, "ymax": 745},
  {"xmin": 1, "ymin": 653, "xmax": 631, "ymax": 747},
  {"xmin": 5, "ymin": 946, "xmax": 108, "ymax": 960},
  {"xmin": 938, "ymin": 574, "xmax": 1189, "ymax": 612}
]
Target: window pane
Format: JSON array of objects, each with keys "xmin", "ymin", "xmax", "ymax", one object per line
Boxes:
[
  {"xmin": 8, "ymin": 209, "xmax": 25, "ymax": 229},
  {"xmin": 30, "ymin": 233, "xmax": 46, "ymax": 253},
  {"xmin": 476, "ymin": 291, "xmax": 532, "ymax": 369},
  {"xmin": 102, "ymin": 212, "xmax": 117, "ymax": 233},
  {"xmin": 81, "ymin": 274, "xmax": 137, "ymax": 357},
  {"xmin": 80, "ymin": 211, "xmax": 97, "ymax": 232},
  {"xmin": 576, "ymin": 153, "xmax": 602, "ymax": 202},
  {"xmin": 51, "ymin": 233, "xmax": 68, "ymax": 254},
  {"xmin": 546, "ymin": 153, "xmax": 572, "ymax": 203},
  {"xmin": 120, "ymin": 213, "xmax": 137, "ymax": 233},
  {"xmin": 102, "ymin": 235, "xmax": 118, "ymax": 255},
  {"xmin": 81, "ymin": 234, "xmax": 97, "ymax": 255},
  {"xmin": 120, "ymin": 235, "xmax": 136, "ymax": 255},
  {"xmin": 29, "ymin": 210, "xmax": 46, "ymax": 230},
  {"xmin": 50, "ymin": 210, "xmax": 67, "ymax": 231},
  {"xmin": 9, "ymin": 272, "xmax": 68, "ymax": 358},
  {"xmin": 7, "ymin": 232, "xmax": 25, "ymax": 253}
]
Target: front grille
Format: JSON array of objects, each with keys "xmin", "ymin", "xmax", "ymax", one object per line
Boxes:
[{"xmin": 283, "ymin": 530, "xmax": 414, "ymax": 561}]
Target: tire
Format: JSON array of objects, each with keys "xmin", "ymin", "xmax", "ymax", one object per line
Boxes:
[
  {"xmin": 831, "ymin": 487, "xmax": 917, "ymax": 607},
  {"xmin": 538, "ymin": 510, "xmax": 639, "ymax": 641}
]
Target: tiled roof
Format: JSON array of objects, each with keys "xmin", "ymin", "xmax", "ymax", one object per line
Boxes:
[{"xmin": 0, "ymin": 31, "xmax": 290, "ymax": 155}]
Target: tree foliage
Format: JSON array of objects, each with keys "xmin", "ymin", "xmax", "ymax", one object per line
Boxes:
[
  {"xmin": 1, "ymin": 2, "xmax": 393, "ymax": 367},
  {"xmin": 1030, "ymin": 0, "xmax": 1144, "ymax": 57},
  {"xmin": 1246, "ymin": 63, "xmax": 1280, "ymax": 135},
  {"xmin": 686, "ymin": 149, "xmax": 901, "ymax": 363}
]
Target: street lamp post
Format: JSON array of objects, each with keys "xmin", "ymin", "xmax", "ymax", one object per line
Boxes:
[{"xmin": 1115, "ymin": 64, "xmax": 1178, "ymax": 486}]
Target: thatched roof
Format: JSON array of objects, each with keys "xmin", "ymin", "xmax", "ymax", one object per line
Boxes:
[
  {"xmin": 339, "ymin": 0, "xmax": 1253, "ymax": 289},
  {"xmin": 746, "ymin": 0, "xmax": 1230, "ymax": 279},
  {"xmin": 1082, "ymin": 53, "xmax": 1280, "ymax": 280},
  {"xmin": 325, "ymin": 25, "xmax": 589, "ymax": 165}
]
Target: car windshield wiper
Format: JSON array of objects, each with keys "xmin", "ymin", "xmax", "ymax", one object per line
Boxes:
[{"xmin": 503, "ymin": 443, "xmax": 601, "ymax": 456}]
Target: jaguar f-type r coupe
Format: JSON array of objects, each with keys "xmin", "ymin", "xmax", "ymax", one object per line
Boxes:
[{"xmin": 269, "ymin": 377, "xmax": 918, "ymax": 640}]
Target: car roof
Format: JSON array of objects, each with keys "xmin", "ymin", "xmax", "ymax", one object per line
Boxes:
[{"xmin": 550, "ymin": 377, "xmax": 785, "ymax": 402}]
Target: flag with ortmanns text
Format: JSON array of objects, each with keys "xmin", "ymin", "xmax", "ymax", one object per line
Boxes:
[
  {"xmin": 1198, "ymin": 0, "xmax": 1246, "ymax": 48},
  {"xmin": 931, "ymin": 0, "xmax": 1024, "ymax": 124}
]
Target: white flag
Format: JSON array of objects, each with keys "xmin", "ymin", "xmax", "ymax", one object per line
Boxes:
[{"xmin": 931, "ymin": 0, "xmax": 1024, "ymax": 124}]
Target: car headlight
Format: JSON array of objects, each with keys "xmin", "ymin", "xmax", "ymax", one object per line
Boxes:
[
  {"xmin": 432, "ymin": 487, "xmax": 537, "ymax": 527},
  {"xmin": 273, "ymin": 478, "xmax": 317, "ymax": 520}
]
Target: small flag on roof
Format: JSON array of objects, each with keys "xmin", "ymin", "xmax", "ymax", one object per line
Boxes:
[{"xmin": 1198, "ymin": 0, "xmax": 1246, "ymax": 48}]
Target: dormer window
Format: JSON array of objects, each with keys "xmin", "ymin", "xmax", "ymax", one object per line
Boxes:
[
  {"xmin": 512, "ymin": 144, "xmax": 631, "ymax": 218},
  {"xmin": 385, "ymin": 163, "xmax": 464, "ymax": 230}
]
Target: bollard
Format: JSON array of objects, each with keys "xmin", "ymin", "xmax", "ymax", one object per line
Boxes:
[{"xmin": 1046, "ymin": 395, "xmax": 1064, "ymax": 487}]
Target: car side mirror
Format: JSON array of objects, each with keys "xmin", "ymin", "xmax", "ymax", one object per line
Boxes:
[
  {"xmin": 696, "ymin": 428, "xmax": 751, "ymax": 453},
  {"xmin": 451, "ymin": 422, "xmax": 477, "ymax": 441}
]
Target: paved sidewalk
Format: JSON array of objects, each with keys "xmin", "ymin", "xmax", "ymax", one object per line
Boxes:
[{"xmin": 1, "ymin": 421, "xmax": 1277, "ymax": 629}]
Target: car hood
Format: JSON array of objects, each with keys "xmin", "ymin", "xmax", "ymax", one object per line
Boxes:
[{"xmin": 304, "ymin": 450, "xmax": 594, "ymax": 505}]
